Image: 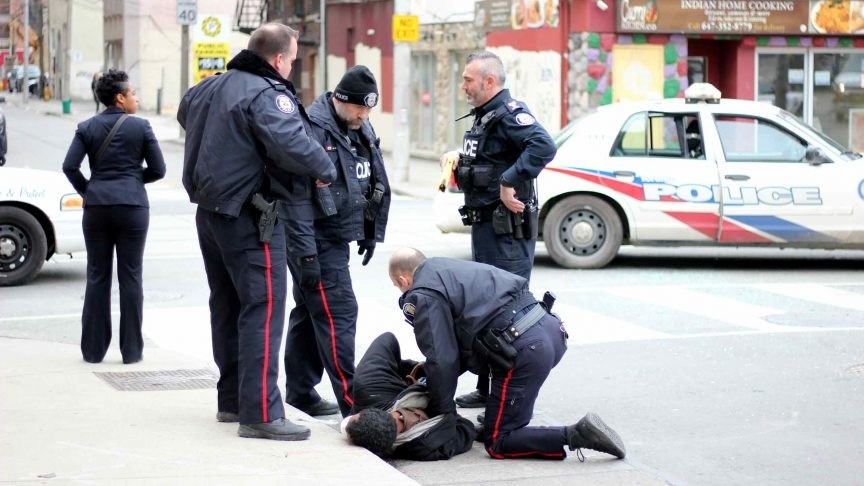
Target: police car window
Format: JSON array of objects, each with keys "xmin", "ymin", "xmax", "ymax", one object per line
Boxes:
[
  {"xmin": 715, "ymin": 115, "xmax": 807, "ymax": 163},
  {"xmin": 613, "ymin": 112, "xmax": 687, "ymax": 158}
]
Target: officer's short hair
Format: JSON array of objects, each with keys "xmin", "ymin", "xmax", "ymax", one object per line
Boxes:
[
  {"xmin": 95, "ymin": 69, "xmax": 129, "ymax": 107},
  {"xmin": 345, "ymin": 408, "xmax": 397, "ymax": 456},
  {"xmin": 248, "ymin": 23, "xmax": 299, "ymax": 60},
  {"xmin": 465, "ymin": 50, "xmax": 506, "ymax": 86}
]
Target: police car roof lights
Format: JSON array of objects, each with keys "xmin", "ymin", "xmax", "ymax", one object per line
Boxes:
[{"xmin": 684, "ymin": 83, "xmax": 721, "ymax": 104}]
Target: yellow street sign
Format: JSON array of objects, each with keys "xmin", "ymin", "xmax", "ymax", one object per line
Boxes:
[{"xmin": 392, "ymin": 15, "xmax": 419, "ymax": 42}]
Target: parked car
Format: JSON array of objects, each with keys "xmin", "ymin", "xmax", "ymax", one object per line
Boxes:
[
  {"xmin": 0, "ymin": 167, "xmax": 84, "ymax": 286},
  {"xmin": 6, "ymin": 65, "xmax": 41, "ymax": 95},
  {"xmin": 436, "ymin": 83, "xmax": 864, "ymax": 269}
]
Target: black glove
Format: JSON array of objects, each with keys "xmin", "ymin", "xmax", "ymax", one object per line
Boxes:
[
  {"xmin": 299, "ymin": 255, "xmax": 321, "ymax": 290},
  {"xmin": 357, "ymin": 240, "xmax": 376, "ymax": 266}
]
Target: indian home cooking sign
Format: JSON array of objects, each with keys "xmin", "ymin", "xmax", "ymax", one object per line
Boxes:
[{"xmin": 617, "ymin": 1, "xmax": 864, "ymax": 35}]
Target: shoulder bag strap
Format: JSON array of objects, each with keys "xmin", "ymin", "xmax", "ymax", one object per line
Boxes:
[{"xmin": 93, "ymin": 114, "xmax": 129, "ymax": 166}]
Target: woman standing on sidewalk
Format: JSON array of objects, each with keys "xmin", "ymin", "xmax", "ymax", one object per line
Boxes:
[{"xmin": 62, "ymin": 69, "xmax": 166, "ymax": 364}]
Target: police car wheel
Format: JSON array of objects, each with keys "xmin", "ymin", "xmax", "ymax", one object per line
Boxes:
[
  {"xmin": 542, "ymin": 195, "xmax": 622, "ymax": 269},
  {"xmin": 0, "ymin": 207, "xmax": 48, "ymax": 286}
]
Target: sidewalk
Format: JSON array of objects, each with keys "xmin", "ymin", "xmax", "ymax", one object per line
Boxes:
[{"xmin": 0, "ymin": 338, "xmax": 417, "ymax": 485}]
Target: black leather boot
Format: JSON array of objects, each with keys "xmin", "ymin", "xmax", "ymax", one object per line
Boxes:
[{"xmin": 565, "ymin": 412, "xmax": 626, "ymax": 459}]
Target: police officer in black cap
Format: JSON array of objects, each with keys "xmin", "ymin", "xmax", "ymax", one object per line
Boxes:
[
  {"xmin": 388, "ymin": 247, "xmax": 626, "ymax": 461},
  {"xmin": 453, "ymin": 51, "xmax": 557, "ymax": 408},
  {"xmin": 283, "ymin": 65, "xmax": 391, "ymax": 417}
]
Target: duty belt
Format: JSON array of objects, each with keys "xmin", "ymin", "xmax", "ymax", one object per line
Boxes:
[{"xmin": 501, "ymin": 303, "xmax": 546, "ymax": 344}]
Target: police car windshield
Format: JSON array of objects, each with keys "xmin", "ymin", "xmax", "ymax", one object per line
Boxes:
[{"xmin": 778, "ymin": 111, "xmax": 853, "ymax": 157}]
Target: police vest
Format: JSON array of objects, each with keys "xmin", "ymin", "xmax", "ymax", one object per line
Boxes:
[{"xmin": 456, "ymin": 100, "xmax": 529, "ymax": 197}]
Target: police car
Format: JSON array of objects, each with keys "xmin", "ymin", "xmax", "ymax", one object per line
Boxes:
[
  {"xmin": 437, "ymin": 83, "xmax": 864, "ymax": 268},
  {"xmin": 0, "ymin": 167, "xmax": 84, "ymax": 285},
  {"xmin": 539, "ymin": 83, "xmax": 864, "ymax": 268}
]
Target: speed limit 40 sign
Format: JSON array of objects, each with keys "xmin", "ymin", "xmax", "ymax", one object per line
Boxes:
[{"xmin": 177, "ymin": 0, "xmax": 197, "ymax": 25}]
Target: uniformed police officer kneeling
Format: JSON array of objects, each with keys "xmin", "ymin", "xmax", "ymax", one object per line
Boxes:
[{"xmin": 388, "ymin": 247, "xmax": 626, "ymax": 461}]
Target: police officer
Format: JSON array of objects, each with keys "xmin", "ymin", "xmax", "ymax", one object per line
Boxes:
[
  {"xmin": 177, "ymin": 23, "xmax": 336, "ymax": 441},
  {"xmin": 388, "ymin": 247, "xmax": 626, "ymax": 461},
  {"xmin": 454, "ymin": 50, "xmax": 557, "ymax": 408},
  {"xmin": 283, "ymin": 65, "xmax": 391, "ymax": 417}
]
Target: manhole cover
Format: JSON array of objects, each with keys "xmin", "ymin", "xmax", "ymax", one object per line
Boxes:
[
  {"xmin": 94, "ymin": 369, "xmax": 217, "ymax": 391},
  {"xmin": 845, "ymin": 364, "xmax": 864, "ymax": 376}
]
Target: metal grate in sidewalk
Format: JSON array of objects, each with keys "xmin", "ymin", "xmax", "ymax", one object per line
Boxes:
[{"xmin": 94, "ymin": 368, "xmax": 217, "ymax": 391}]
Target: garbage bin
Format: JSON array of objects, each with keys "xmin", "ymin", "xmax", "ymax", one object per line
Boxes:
[{"xmin": 61, "ymin": 98, "xmax": 71, "ymax": 114}]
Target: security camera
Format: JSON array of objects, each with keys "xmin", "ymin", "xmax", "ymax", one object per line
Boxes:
[{"xmin": 596, "ymin": 0, "xmax": 609, "ymax": 10}]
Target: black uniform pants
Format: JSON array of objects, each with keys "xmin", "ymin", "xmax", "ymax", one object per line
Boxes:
[
  {"xmin": 284, "ymin": 238, "xmax": 356, "ymax": 416},
  {"xmin": 470, "ymin": 220, "xmax": 536, "ymax": 282},
  {"xmin": 80, "ymin": 205, "xmax": 149, "ymax": 363},
  {"xmin": 471, "ymin": 219, "xmax": 536, "ymax": 396},
  {"xmin": 483, "ymin": 310, "xmax": 570, "ymax": 459},
  {"xmin": 196, "ymin": 206, "xmax": 287, "ymax": 425}
]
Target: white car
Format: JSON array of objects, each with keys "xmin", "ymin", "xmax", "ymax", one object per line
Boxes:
[
  {"xmin": 437, "ymin": 83, "xmax": 864, "ymax": 268},
  {"xmin": 0, "ymin": 167, "xmax": 84, "ymax": 285},
  {"xmin": 538, "ymin": 83, "xmax": 864, "ymax": 268}
]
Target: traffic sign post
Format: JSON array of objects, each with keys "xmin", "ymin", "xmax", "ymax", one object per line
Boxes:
[{"xmin": 177, "ymin": 0, "xmax": 197, "ymax": 25}]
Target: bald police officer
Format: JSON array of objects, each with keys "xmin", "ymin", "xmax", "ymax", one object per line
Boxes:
[{"xmin": 388, "ymin": 247, "xmax": 626, "ymax": 461}]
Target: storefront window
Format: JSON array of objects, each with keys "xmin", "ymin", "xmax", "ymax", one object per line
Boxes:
[
  {"xmin": 757, "ymin": 49, "xmax": 864, "ymax": 152},
  {"xmin": 817, "ymin": 52, "xmax": 864, "ymax": 152},
  {"xmin": 756, "ymin": 53, "xmax": 804, "ymax": 119}
]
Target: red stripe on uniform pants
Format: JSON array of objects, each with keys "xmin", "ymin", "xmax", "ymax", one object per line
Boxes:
[
  {"xmin": 485, "ymin": 368, "xmax": 565, "ymax": 460},
  {"xmin": 317, "ymin": 282, "xmax": 354, "ymax": 407},
  {"xmin": 260, "ymin": 242, "xmax": 273, "ymax": 423}
]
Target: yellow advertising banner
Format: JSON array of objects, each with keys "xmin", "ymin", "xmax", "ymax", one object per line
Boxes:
[
  {"xmin": 193, "ymin": 42, "xmax": 230, "ymax": 83},
  {"xmin": 611, "ymin": 44, "xmax": 664, "ymax": 103}
]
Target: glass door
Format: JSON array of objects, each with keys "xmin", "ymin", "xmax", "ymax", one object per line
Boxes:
[{"xmin": 756, "ymin": 52, "xmax": 806, "ymax": 120}]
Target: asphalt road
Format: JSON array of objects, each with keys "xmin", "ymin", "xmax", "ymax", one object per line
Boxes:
[{"xmin": 4, "ymin": 101, "xmax": 864, "ymax": 485}]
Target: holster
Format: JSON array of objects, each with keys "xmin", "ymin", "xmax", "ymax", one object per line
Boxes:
[
  {"xmin": 492, "ymin": 204, "xmax": 513, "ymax": 235},
  {"xmin": 474, "ymin": 328, "xmax": 518, "ymax": 370},
  {"xmin": 249, "ymin": 193, "xmax": 279, "ymax": 243}
]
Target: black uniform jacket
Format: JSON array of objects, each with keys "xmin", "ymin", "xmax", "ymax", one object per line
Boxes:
[
  {"xmin": 399, "ymin": 258, "xmax": 529, "ymax": 416},
  {"xmin": 463, "ymin": 88, "xmax": 556, "ymax": 208},
  {"xmin": 306, "ymin": 92, "xmax": 391, "ymax": 244},
  {"xmin": 63, "ymin": 107, "xmax": 166, "ymax": 206},
  {"xmin": 177, "ymin": 50, "xmax": 335, "ymax": 219}
]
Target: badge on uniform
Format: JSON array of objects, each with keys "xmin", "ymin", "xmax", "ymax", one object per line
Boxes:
[
  {"xmin": 275, "ymin": 94, "xmax": 295, "ymax": 114},
  {"xmin": 364, "ymin": 93, "xmax": 378, "ymax": 108},
  {"xmin": 402, "ymin": 302, "xmax": 415, "ymax": 324},
  {"xmin": 515, "ymin": 113, "xmax": 535, "ymax": 126}
]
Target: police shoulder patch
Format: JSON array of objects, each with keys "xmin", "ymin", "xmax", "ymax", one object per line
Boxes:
[
  {"xmin": 402, "ymin": 302, "xmax": 416, "ymax": 321},
  {"xmin": 515, "ymin": 113, "xmax": 536, "ymax": 126},
  {"xmin": 275, "ymin": 94, "xmax": 295, "ymax": 114}
]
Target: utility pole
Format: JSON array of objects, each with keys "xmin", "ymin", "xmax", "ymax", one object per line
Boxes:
[
  {"xmin": 316, "ymin": 0, "xmax": 326, "ymax": 95},
  {"xmin": 23, "ymin": 0, "xmax": 29, "ymax": 104},
  {"xmin": 391, "ymin": 0, "xmax": 413, "ymax": 183}
]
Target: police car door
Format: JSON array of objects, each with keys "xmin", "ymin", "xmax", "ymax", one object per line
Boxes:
[
  {"xmin": 711, "ymin": 114, "xmax": 853, "ymax": 245},
  {"xmin": 607, "ymin": 110, "xmax": 722, "ymax": 242}
]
